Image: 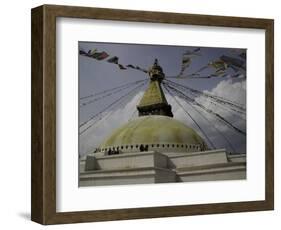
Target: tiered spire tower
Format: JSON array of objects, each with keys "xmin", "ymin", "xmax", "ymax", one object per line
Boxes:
[{"xmin": 137, "ymin": 59, "xmax": 173, "ymax": 117}]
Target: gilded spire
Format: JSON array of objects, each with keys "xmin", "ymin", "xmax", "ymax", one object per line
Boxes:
[{"xmin": 137, "ymin": 59, "xmax": 173, "ymax": 117}]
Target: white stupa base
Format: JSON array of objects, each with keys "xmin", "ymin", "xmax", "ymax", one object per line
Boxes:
[{"xmin": 79, "ymin": 150, "xmax": 246, "ymax": 187}]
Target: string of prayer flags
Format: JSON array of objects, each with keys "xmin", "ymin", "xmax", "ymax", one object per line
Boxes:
[{"xmin": 79, "ymin": 48, "xmax": 149, "ymax": 74}]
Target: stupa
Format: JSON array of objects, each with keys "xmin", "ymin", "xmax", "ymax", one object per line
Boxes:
[{"xmin": 79, "ymin": 59, "xmax": 246, "ymax": 186}]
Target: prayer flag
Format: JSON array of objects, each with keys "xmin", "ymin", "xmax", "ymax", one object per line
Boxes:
[
  {"xmin": 118, "ymin": 64, "xmax": 127, "ymax": 70},
  {"xmin": 94, "ymin": 51, "xmax": 109, "ymax": 60},
  {"xmin": 79, "ymin": 50, "xmax": 87, "ymax": 55},
  {"xmin": 126, "ymin": 64, "xmax": 136, "ymax": 69},
  {"xmin": 107, "ymin": 56, "xmax": 119, "ymax": 64},
  {"xmin": 220, "ymin": 55, "xmax": 245, "ymax": 68}
]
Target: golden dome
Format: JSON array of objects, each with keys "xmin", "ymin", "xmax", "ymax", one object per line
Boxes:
[{"xmin": 99, "ymin": 115, "xmax": 207, "ymax": 153}]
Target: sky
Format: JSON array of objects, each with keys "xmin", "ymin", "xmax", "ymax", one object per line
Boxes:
[{"xmin": 78, "ymin": 41, "xmax": 246, "ymax": 156}]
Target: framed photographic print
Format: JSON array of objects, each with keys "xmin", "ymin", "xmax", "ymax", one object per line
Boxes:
[{"xmin": 31, "ymin": 4, "xmax": 274, "ymax": 225}]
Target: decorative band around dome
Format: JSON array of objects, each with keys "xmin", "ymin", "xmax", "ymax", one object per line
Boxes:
[{"xmin": 97, "ymin": 115, "xmax": 207, "ymax": 155}]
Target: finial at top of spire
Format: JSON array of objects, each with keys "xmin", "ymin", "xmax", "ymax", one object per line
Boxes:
[
  {"xmin": 154, "ymin": 58, "xmax": 158, "ymax": 66},
  {"xmin": 149, "ymin": 58, "xmax": 164, "ymax": 81}
]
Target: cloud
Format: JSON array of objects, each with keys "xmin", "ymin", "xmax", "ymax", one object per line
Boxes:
[
  {"xmin": 79, "ymin": 91, "xmax": 144, "ymax": 156},
  {"xmin": 186, "ymin": 78, "xmax": 246, "ymax": 153}
]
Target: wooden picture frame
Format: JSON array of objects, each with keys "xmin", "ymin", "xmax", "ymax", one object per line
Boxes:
[{"xmin": 31, "ymin": 4, "xmax": 274, "ymax": 225}]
